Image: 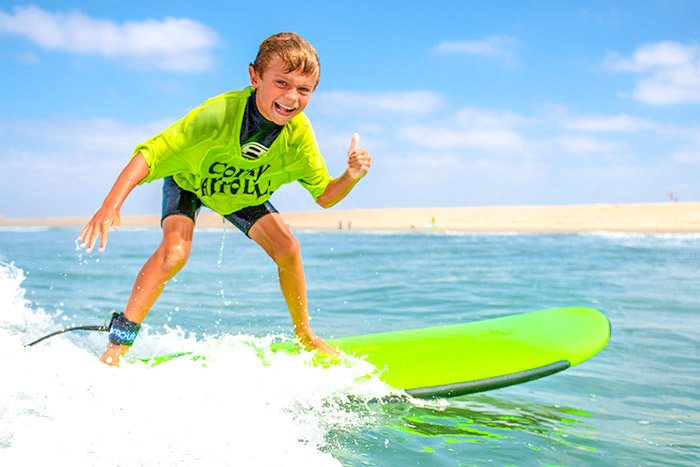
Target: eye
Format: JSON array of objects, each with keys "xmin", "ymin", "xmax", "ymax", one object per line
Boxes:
[
  {"xmin": 298, "ymin": 87, "xmax": 310, "ymax": 95},
  {"xmin": 276, "ymin": 80, "xmax": 287, "ymax": 87}
]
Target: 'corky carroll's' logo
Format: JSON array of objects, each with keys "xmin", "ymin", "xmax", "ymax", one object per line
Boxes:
[
  {"xmin": 197, "ymin": 162, "xmax": 273, "ymax": 198},
  {"xmin": 241, "ymin": 141, "xmax": 268, "ymax": 160}
]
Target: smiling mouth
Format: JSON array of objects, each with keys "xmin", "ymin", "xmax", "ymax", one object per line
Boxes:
[{"xmin": 275, "ymin": 102, "xmax": 296, "ymax": 115}]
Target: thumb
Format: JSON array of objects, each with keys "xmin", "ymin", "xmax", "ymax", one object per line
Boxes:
[{"xmin": 348, "ymin": 133, "xmax": 360, "ymax": 154}]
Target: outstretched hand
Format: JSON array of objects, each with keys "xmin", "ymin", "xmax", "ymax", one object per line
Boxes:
[
  {"xmin": 346, "ymin": 133, "xmax": 371, "ymax": 180},
  {"xmin": 77, "ymin": 205, "xmax": 121, "ymax": 253},
  {"xmin": 75, "ymin": 151, "xmax": 149, "ymax": 253}
]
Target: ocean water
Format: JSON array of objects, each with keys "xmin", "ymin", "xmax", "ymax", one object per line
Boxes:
[{"xmin": 0, "ymin": 227, "xmax": 698, "ymax": 466}]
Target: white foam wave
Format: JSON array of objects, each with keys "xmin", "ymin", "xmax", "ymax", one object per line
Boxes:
[
  {"xmin": 0, "ymin": 262, "xmax": 55, "ymax": 338},
  {"xmin": 583, "ymin": 231, "xmax": 700, "ymax": 239},
  {"xmin": 581, "ymin": 231, "xmax": 700, "ymax": 248},
  {"xmin": 0, "ymin": 262, "xmax": 399, "ymax": 465}
]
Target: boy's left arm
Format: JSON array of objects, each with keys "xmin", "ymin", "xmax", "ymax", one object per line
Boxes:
[{"xmin": 316, "ymin": 133, "xmax": 371, "ymax": 208}]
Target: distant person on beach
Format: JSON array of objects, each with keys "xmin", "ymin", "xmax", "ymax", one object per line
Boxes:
[{"xmin": 77, "ymin": 33, "xmax": 371, "ymax": 364}]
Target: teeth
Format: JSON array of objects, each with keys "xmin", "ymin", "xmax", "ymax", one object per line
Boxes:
[{"xmin": 277, "ymin": 103, "xmax": 294, "ymax": 112}]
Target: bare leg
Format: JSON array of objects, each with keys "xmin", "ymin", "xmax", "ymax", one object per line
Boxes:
[
  {"xmin": 101, "ymin": 215, "xmax": 195, "ymax": 365},
  {"xmin": 249, "ymin": 213, "xmax": 339, "ymax": 358}
]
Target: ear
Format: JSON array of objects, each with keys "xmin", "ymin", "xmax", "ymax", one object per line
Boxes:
[{"xmin": 248, "ymin": 64, "xmax": 260, "ymax": 88}]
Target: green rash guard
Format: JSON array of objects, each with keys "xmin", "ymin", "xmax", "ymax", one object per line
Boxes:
[{"xmin": 133, "ymin": 87, "xmax": 333, "ymax": 215}]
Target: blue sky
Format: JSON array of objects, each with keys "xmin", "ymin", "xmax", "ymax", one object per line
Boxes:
[{"xmin": 1, "ymin": 1, "xmax": 699, "ymax": 217}]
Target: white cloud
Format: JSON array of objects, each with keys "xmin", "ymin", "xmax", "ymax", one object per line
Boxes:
[
  {"xmin": 377, "ymin": 149, "xmax": 550, "ymax": 207},
  {"xmin": 556, "ymin": 136, "xmax": 627, "ymax": 154},
  {"xmin": 565, "ymin": 113, "xmax": 661, "ymax": 132},
  {"xmin": 393, "ymin": 106, "xmax": 530, "ymax": 152},
  {"xmin": 312, "ymin": 90, "xmax": 446, "ymax": 115},
  {"xmin": 606, "ymin": 41, "xmax": 700, "ymax": 105},
  {"xmin": 607, "ymin": 41, "xmax": 698, "ymax": 71},
  {"xmin": 541, "ymin": 105, "xmax": 689, "ymax": 136},
  {"xmin": 396, "ymin": 125, "xmax": 524, "ymax": 152},
  {"xmin": 672, "ymin": 132, "xmax": 700, "ymax": 163},
  {"xmin": 453, "ymin": 106, "xmax": 529, "ymax": 129},
  {"xmin": 5, "ymin": 116, "xmax": 168, "ymax": 155},
  {"xmin": 561, "ymin": 164, "xmax": 658, "ymax": 185},
  {"xmin": 673, "ymin": 150, "xmax": 700, "ymax": 164},
  {"xmin": 433, "ymin": 35, "xmax": 519, "ymax": 60},
  {"xmin": 391, "ymin": 104, "xmax": 667, "ymax": 159},
  {"xmin": 0, "ymin": 115, "xmax": 168, "ymax": 215},
  {"xmin": 0, "ymin": 5, "xmax": 219, "ymax": 72}
]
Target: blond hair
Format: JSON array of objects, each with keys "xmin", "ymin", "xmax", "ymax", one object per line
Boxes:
[{"xmin": 252, "ymin": 33, "xmax": 320, "ymax": 85}]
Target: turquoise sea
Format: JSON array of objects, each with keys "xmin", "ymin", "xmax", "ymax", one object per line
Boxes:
[{"xmin": 0, "ymin": 227, "xmax": 698, "ymax": 466}]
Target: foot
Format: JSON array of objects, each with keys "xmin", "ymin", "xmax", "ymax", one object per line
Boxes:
[
  {"xmin": 297, "ymin": 332, "xmax": 341, "ymax": 360},
  {"xmin": 100, "ymin": 343, "xmax": 130, "ymax": 366}
]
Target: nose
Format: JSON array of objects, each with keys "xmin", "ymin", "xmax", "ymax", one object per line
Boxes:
[{"xmin": 283, "ymin": 87, "xmax": 300, "ymax": 103}]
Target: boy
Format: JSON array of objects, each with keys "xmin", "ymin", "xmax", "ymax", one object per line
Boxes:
[{"xmin": 77, "ymin": 33, "xmax": 371, "ymax": 365}]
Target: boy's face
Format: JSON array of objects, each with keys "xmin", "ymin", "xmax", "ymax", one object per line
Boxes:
[{"xmin": 249, "ymin": 55, "xmax": 318, "ymax": 125}]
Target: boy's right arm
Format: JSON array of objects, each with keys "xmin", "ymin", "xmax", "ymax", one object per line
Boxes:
[{"xmin": 77, "ymin": 152, "xmax": 149, "ymax": 253}]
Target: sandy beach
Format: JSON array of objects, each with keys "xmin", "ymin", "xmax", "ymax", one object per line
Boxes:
[{"xmin": 0, "ymin": 203, "xmax": 697, "ymax": 233}]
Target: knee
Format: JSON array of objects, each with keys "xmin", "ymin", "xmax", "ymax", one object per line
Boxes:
[
  {"xmin": 157, "ymin": 239, "xmax": 191, "ymax": 272},
  {"xmin": 273, "ymin": 235, "xmax": 301, "ymax": 268}
]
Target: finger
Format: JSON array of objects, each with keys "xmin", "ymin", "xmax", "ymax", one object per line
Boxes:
[
  {"xmin": 87, "ymin": 226, "xmax": 102, "ymax": 253},
  {"xmin": 79, "ymin": 225, "xmax": 92, "ymax": 248},
  {"xmin": 360, "ymin": 157, "xmax": 371, "ymax": 171},
  {"xmin": 99, "ymin": 229, "xmax": 109, "ymax": 252},
  {"xmin": 86, "ymin": 236, "xmax": 96, "ymax": 253},
  {"xmin": 97, "ymin": 219, "xmax": 112, "ymax": 252},
  {"xmin": 348, "ymin": 133, "xmax": 360, "ymax": 154},
  {"xmin": 351, "ymin": 157, "xmax": 368, "ymax": 168},
  {"xmin": 78, "ymin": 220, "xmax": 94, "ymax": 241}
]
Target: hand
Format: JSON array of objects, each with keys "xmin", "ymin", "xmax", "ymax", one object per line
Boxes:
[
  {"xmin": 346, "ymin": 133, "xmax": 371, "ymax": 180},
  {"xmin": 77, "ymin": 204, "xmax": 121, "ymax": 253},
  {"xmin": 76, "ymin": 152, "xmax": 148, "ymax": 252}
]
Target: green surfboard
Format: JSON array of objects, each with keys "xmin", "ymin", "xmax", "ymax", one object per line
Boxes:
[
  {"xmin": 141, "ymin": 307, "xmax": 610, "ymax": 398},
  {"xmin": 327, "ymin": 306, "xmax": 609, "ymax": 398}
]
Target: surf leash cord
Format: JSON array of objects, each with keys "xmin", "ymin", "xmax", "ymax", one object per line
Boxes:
[
  {"xmin": 24, "ymin": 311, "xmax": 141, "ymax": 347},
  {"xmin": 25, "ymin": 324, "xmax": 108, "ymax": 347}
]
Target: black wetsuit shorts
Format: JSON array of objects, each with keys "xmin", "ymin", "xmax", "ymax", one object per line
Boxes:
[{"xmin": 161, "ymin": 176, "xmax": 277, "ymax": 237}]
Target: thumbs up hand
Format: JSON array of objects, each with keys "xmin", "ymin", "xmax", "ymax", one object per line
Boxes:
[{"xmin": 346, "ymin": 133, "xmax": 371, "ymax": 180}]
